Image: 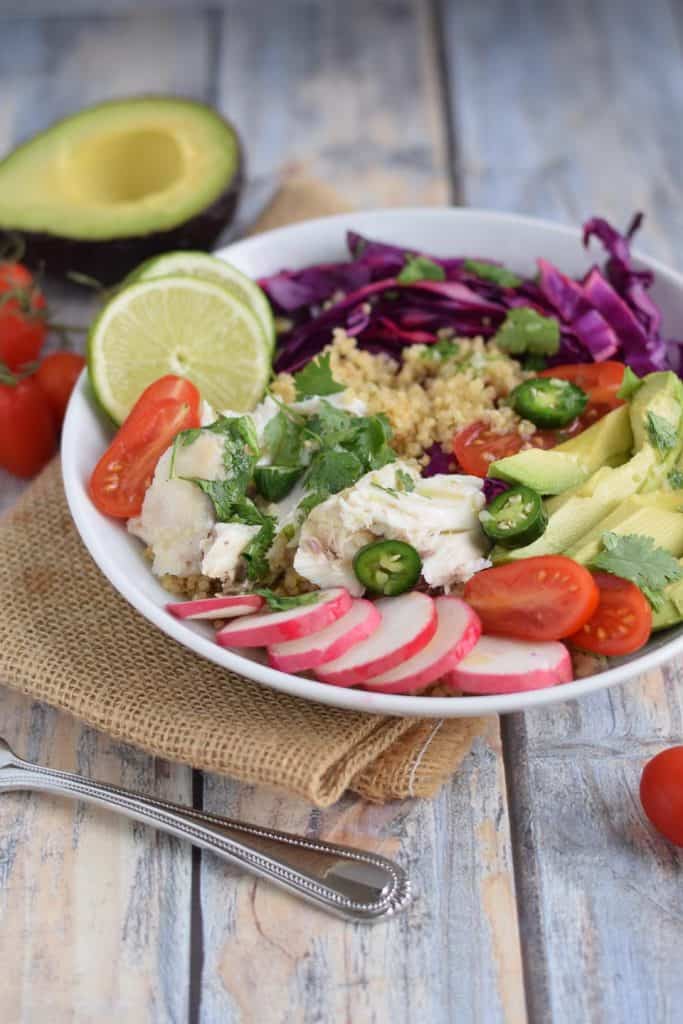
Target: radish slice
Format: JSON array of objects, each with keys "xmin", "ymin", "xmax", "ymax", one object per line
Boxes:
[
  {"xmin": 215, "ymin": 589, "xmax": 352, "ymax": 647},
  {"xmin": 167, "ymin": 595, "xmax": 264, "ymax": 621},
  {"xmin": 447, "ymin": 635, "xmax": 572, "ymax": 695},
  {"xmin": 268, "ymin": 599, "xmax": 381, "ymax": 673},
  {"xmin": 316, "ymin": 593, "xmax": 437, "ymax": 688},
  {"xmin": 362, "ymin": 597, "xmax": 481, "ymax": 694}
]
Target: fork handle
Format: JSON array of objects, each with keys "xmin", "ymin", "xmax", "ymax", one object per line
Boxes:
[{"xmin": 0, "ymin": 760, "xmax": 410, "ymax": 921}]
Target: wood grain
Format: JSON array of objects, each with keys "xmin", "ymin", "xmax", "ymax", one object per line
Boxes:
[{"xmin": 443, "ymin": 1, "xmax": 683, "ymax": 1020}]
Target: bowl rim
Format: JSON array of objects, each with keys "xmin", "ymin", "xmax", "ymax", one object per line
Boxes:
[{"xmin": 62, "ymin": 205, "xmax": 683, "ymax": 718}]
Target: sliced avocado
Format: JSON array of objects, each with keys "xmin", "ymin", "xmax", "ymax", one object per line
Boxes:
[
  {"xmin": 652, "ymin": 561, "xmax": 683, "ymax": 630},
  {"xmin": 491, "ymin": 449, "xmax": 656, "ymax": 564},
  {"xmin": 566, "ymin": 495, "xmax": 683, "ymax": 566},
  {"xmin": 0, "ymin": 97, "xmax": 243, "ymax": 282},
  {"xmin": 629, "ymin": 371, "xmax": 683, "ymax": 491},
  {"xmin": 489, "ymin": 405, "xmax": 632, "ymax": 495}
]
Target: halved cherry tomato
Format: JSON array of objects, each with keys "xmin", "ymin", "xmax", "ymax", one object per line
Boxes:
[
  {"xmin": 453, "ymin": 421, "xmax": 558, "ymax": 477},
  {"xmin": 37, "ymin": 351, "xmax": 86, "ymax": 428},
  {"xmin": 89, "ymin": 375, "xmax": 201, "ymax": 518},
  {"xmin": 568, "ymin": 572, "xmax": 652, "ymax": 656},
  {"xmin": 640, "ymin": 747, "xmax": 683, "ymax": 847},
  {"xmin": 464, "ymin": 556, "xmax": 600, "ymax": 640},
  {"xmin": 539, "ymin": 362, "xmax": 626, "ymax": 410},
  {"xmin": 0, "ymin": 262, "xmax": 47, "ymax": 370}
]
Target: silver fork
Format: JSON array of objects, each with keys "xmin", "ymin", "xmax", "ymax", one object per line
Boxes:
[{"xmin": 0, "ymin": 736, "xmax": 411, "ymax": 922}]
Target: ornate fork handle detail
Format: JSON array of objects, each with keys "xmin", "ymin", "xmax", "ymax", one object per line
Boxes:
[{"xmin": 0, "ymin": 739, "xmax": 411, "ymax": 921}]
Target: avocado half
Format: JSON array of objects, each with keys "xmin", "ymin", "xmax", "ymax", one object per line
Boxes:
[{"xmin": 0, "ymin": 96, "xmax": 243, "ymax": 283}]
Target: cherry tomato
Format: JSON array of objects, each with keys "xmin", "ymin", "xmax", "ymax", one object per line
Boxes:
[
  {"xmin": 568, "ymin": 572, "xmax": 652, "ymax": 656},
  {"xmin": 640, "ymin": 747, "xmax": 683, "ymax": 847},
  {"xmin": 89, "ymin": 375, "xmax": 201, "ymax": 518},
  {"xmin": 36, "ymin": 351, "xmax": 86, "ymax": 427},
  {"xmin": 453, "ymin": 421, "xmax": 558, "ymax": 477},
  {"xmin": 0, "ymin": 368, "xmax": 57, "ymax": 477},
  {"xmin": 0, "ymin": 263, "xmax": 47, "ymax": 371},
  {"xmin": 464, "ymin": 555, "xmax": 600, "ymax": 640},
  {"xmin": 539, "ymin": 362, "xmax": 626, "ymax": 411}
]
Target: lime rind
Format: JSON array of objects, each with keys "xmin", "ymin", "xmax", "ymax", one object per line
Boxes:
[
  {"xmin": 88, "ymin": 275, "xmax": 271, "ymax": 424},
  {"xmin": 128, "ymin": 250, "xmax": 275, "ymax": 353}
]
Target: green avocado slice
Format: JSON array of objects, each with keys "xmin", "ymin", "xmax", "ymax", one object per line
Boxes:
[
  {"xmin": 489, "ymin": 404, "xmax": 632, "ymax": 495},
  {"xmin": 565, "ymin": 494, "xmax": 683, "ymax": 566},
  {"xmin": 0, "ymin": 97, "xmax": 243, "ymax": 282}
]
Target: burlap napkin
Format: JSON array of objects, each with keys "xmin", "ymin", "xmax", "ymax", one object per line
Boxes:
[{"xmin": 0, "ymin": 175, "xmax": 487, "ymax": 807}]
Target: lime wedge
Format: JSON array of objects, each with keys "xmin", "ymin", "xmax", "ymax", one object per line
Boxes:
[
  {"xmin": 129, "ymin": 250, "xmax": 275, "ymax": 352},
  {"xmin": 88, "ymin": 275, "xmax": 271, "ymax": 424}
]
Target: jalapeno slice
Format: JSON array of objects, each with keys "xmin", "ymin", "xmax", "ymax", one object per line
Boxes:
[
  {"xmin": 479, "ymin": 485, "xmax": 547, "ymax": 548},
  {"xmin": 353, "ymin": 539, "xmax": 422, "ymax": 595},
  {"xmin": 511, "ymin": 377, "xmax": 588, "ymax": 428}
]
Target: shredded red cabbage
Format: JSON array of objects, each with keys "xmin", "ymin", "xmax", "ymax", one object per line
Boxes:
[
  {"xmin": 261, "ymin": 216, "xmax": 678, "ymax": 377},
  {"xmin": 483, "ymin": 478, "xmax": 511, "ymax": 503}
]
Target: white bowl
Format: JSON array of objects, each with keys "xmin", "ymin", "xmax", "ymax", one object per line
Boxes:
[{"xmin": 62, "ymin": 207, "xmax": 683, "ymax": 717}]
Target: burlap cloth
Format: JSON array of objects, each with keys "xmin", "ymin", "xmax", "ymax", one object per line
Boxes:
[{"xmin": 0, "ymin": 176, "xmax": 487, "ymax": 807}]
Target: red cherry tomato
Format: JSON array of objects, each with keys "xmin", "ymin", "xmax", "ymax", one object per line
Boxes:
[
  {"xmin": 539, "ymin": 362, "xmax": 626, "ymax": 410},
  {"xmin": 0, "ymin": 368, "xmax": 57, "ymax": 477},
  {"xmin": 463, "ymin": 555, "xmax": 600, "ymax": 640},
  {"xmin": 89, "ymin": 375, "xmax": 201, "ymax": 518},
  {"xmin": 640, "ymin": 747, "xmax": 683, "ymax": 847},
  {"xmin": 36, "ymin": 351, "xmax": 86, "ymax": 427},
  {"xmin": 453, "ymin": 421, "xmax": 558, "ymax": 478},
  {"xmin": 0, "ymin": 263, "xmax": 47, "ymax": 371},
  {"xmin": 568, "ymin": 572, "xmax": 652, "ymax": 656}
]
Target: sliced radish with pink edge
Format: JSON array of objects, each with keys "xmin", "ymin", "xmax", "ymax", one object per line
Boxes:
[
  {"xmin": 215, "ymin": 588, "xmax": 352, "ymax": 647},
  {"xmin": 316, "ymin": 592, "xmax": 437, "ymax": 688},
  {"xmin": 167, "ymin": 595, "xmax": 264, "ymax": 621},
  {"xmin": 446, "ymin": 635, "xmax": 572, "ymax": 695},
  {"xmin": 268, "ymin": 599, "xmax": 381, "ymax": 673},
  {"xmin": 361, "ymin": 597, "xmax": 482, "ymax": 694}
]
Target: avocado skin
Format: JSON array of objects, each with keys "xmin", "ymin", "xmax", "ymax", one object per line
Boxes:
[{"xmin": 6, "ymin": 154, "xmax": 243, "ymax": 285}]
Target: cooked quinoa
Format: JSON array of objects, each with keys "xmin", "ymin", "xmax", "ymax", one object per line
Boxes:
[{"xmin": 271, "ymin": 329, "xmax": 535, "ymax": 462}]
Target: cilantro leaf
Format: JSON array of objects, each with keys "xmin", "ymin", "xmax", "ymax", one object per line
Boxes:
[
  {"xmin": 492, "ymin": 307, "xmax": 560, "ymax": 357},
  {"xmin": 263, "ymin": 410, "xmax": 304, "ymax": 467},
  {"xmin": 421, "ymin": 337, "xmax": 460, "ymax": 361},
  {"xmin": 464, "ymin": 259, "xmax": 522, "ymax": 288},
  {"xmin": 306, "ymin": 449, "xmax": 364, "ymax": 495},
  {"xmin": 396, "ymin": 468, "xmax": 415, "ymax": 492},
  {"xmin": 590, "ymin": 531, "xmax": 683, "ymax": 609},
  {"xmin": 254, "ymin": 589, "xmax": 321, "ymax": 611},
  {"xmin": 296, "ymin": 490, "xmax": 328, "ymax": 520},
  {"xmin": 293, "ymin": 353, "xmax": 345, "ymax": 399},
  {"xmin": 617, "ymin": 366, "xmax": 642, "ymax": 401},
  {"xmin": 243, "ymin": 516, "xmax": 276, "ymax": 581},
  {"xmin": 669, "ymin": 469, "xmax": 683, "ymax": 490},
  {"xmin": 397, "ymin": 254, "xmax": 445, "ymax": 284},
  {"xmin": 646, "ymin": 411, "xmax": 678, "ymax": 456}
]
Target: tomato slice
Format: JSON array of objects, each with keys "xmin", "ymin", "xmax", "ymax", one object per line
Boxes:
[
  {"xmin": 567, "ymin": 572, "xmax": 652, "ymax": 656},
  {"xmin": 89, "ymin": 375, "xmax": 201, "ymax": 518},
  {"xmin": 464, "ymin": 556, "xmax": 600, "ymax": 640},
  {"xmin": 453, "ymin": 421, "xmax": 558, "ymax": 477},
  {"xmin": 539, "ymin": 362, "xmax": 626, "ymax": 410},
  {"xmin": 640, "ymin": 747, "xmax": 683, "ymax": 847}
]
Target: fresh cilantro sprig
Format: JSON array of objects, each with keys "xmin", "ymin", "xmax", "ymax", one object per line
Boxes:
[
  {"xmin": 668, "ymin": 469, "xmax": 683, "ymax": 490},
  {"xmin": 254, "ymin": 589, "xmax": 321, "ymax": 611},
  {"xmin": 293, "ymin": 352, "xmax": 345, "ymax": 400},
  {"xmin": 492, "ymin": 307, "xmax": 560, "ymax": 357},
  {"xmin": 397, "ymin": 254, "xmax": 445, "ymax": 284},
  {"xmin": 463, "ymin": 259, "xmax": 522, "ymax": 288},
  {"xmin": 646, "ymin": 411, "xmax": 678, "ymax": 456},
  {"xmin": 590, "ymin": 531, "xmax": 683, "ymax": 610},
  {"xmin": 421, "ymin": 337, "xmax": 460, "ymax": 361}
]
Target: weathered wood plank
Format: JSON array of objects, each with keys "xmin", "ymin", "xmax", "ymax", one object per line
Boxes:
[
  {"xmin": 0, "ymin": 687, "xmax": 194, "ymax": 1024},
  {"xmin": 198, "ymin": 721, "xmax": 526, "ymax": 1024},
  {"xmin": 198, "ymin": 4, "xmax": 525, "ymax": 1022},
  {"xmin": 0, "ymin": 11, "xmax": 213, "ymax": 1022},
  {"xmin": 443, "ymin": 0, "xmax": 683, "ymax": 1019}
]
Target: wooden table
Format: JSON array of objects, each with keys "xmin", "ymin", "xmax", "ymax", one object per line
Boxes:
[{"xmin": 1, "ymin": 2, "xmax": 682, "ymax": 1021}]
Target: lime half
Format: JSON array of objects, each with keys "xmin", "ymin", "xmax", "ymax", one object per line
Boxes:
[
  {"xmin": 129, "ymin": 250, "xmax": 275, "ymax": 352},
  {"xmin": 89, "ymin": 275, "xmax": 272, "ymax": 424}
]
